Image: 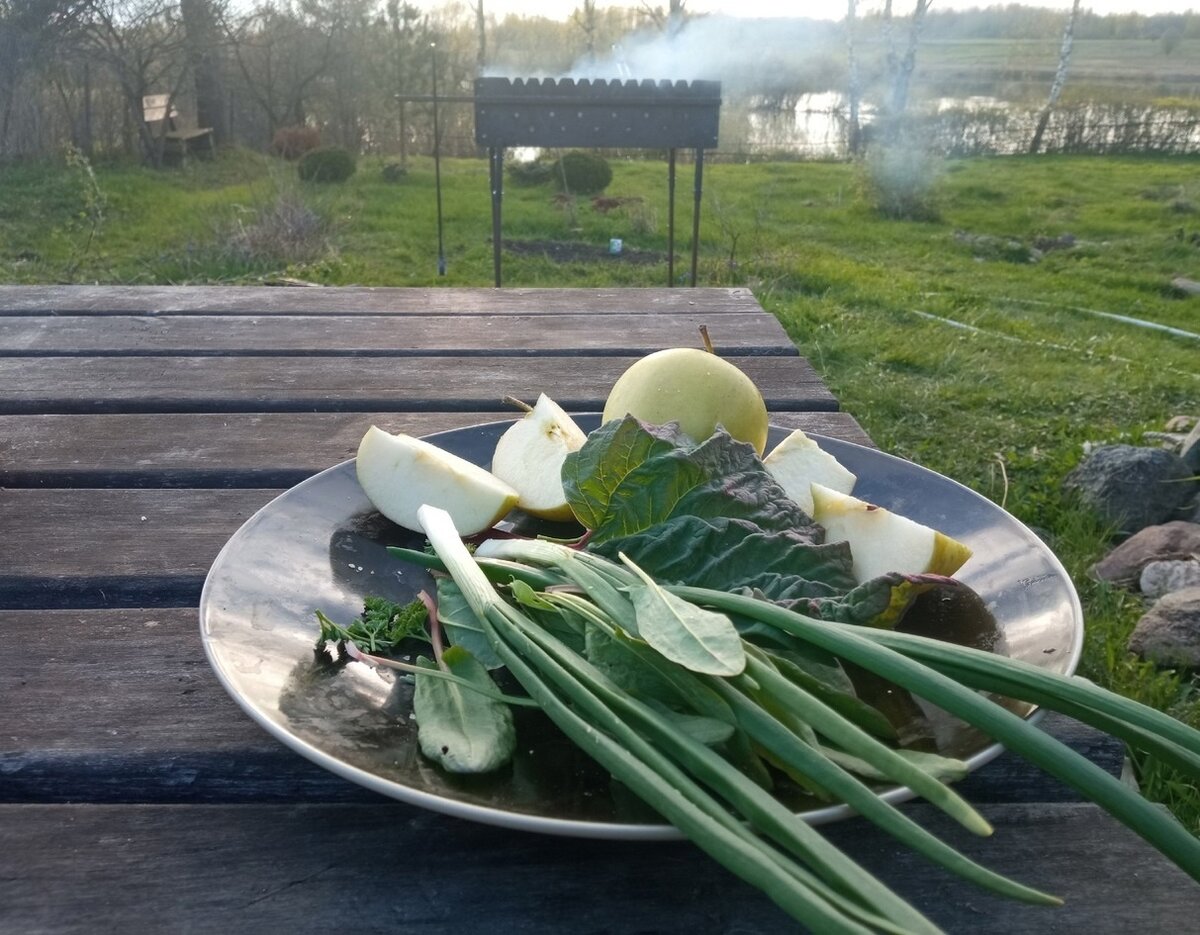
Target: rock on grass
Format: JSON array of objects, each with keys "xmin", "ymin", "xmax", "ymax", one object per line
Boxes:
[
  {"xmin": 1128, "ymin": 587, "xmax": 1200, "ymax": 669},
  {"xmin": 1065, "ymin": 445, "xmax": 1196, "ymax": 536},
  {"xmin": 1091, "ymin": 522, "xmax": 1200, "ymax": 586}
]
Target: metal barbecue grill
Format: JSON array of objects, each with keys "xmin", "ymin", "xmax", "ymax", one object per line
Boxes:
[{"xmin": 473, "ymin": 77, "xmax": 722, "ymax": 287}]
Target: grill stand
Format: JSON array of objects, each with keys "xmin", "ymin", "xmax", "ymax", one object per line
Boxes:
[
  {"xmin": 484, "ymin": 145, "xmax": 705, "ymax": 288},
  {"xmin": 474, "ymin": 78, "xmax": 721, "ymax": 288}
]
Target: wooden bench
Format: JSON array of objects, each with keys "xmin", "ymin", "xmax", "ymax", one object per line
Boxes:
[{"xmin": 142, "ymin": 94, "xmax": 215, "ymax": 164}]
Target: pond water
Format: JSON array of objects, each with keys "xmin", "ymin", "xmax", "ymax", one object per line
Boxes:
[
  {"xmin": 501, "ymin": 92, "xmax": 1199, "ymax": 163},
  {"xmin": 724, "ymin": 92, "xmax": 1200, "ymax": 157}
]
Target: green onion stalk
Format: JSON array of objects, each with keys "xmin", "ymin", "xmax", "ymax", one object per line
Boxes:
[{"xmin": 413, "ymin": 508, "xmax": 1111, "ymax": 933}]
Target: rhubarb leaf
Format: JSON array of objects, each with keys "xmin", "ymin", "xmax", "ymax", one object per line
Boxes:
[{"xmin": 563, "ymin": 416, "xmax": 813, "ymax": 544}]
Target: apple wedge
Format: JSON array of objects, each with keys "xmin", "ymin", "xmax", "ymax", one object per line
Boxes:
[
  {"xmin": 356, "ymin": 426, "xmax": 518, "ymax": 535},
  {"xmin": 762, "ymin": 429, "xmax": 857, "ymax": 516},
  {"xmin": 491, "ymin": 394, "xmax": 588, "ymax": 521},
  {"xmin": 810, "ymin": 482, "xmax": 973, "ymax": 584}
]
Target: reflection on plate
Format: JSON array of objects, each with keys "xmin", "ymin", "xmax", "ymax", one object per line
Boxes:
[{"xmin": 199, "ymin": 417, "xmax": 1083, "ymax": 840}]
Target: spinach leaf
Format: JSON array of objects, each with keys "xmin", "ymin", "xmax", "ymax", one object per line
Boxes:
[
  {"xmin": 413, "ymin": 647, "xmax": 516, "ymax": 773},
  {"xmin": 623, "ymin": 556, "xmax": 746, "ymax": 677},
  {"xmin": 436, "ymin": 578, "xmax": 504, "ymax": 669}
]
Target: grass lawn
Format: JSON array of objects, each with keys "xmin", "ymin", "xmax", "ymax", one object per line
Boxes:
[{"xmin": 2, "ymin": 146, "xmax": 1198, "ymax": 827}]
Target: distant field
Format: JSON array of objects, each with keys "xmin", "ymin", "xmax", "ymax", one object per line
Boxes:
[{"xmin": 907, "ymin": 39, "xmax": 1200, "ymax": 100}]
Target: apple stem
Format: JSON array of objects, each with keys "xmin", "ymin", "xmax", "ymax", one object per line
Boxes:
[
  {"xmin": 699, "ymin": 324, "xmax": 715, "ymax": 354},
  {"xmin": 502, "ymin": 395, "xmax": 534, "ymax": 413}
]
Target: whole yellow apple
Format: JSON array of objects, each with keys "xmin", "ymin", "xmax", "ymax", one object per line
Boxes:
[{"xmin": 602, "ymin": 347, "xmax": 769, "ymax": 454}]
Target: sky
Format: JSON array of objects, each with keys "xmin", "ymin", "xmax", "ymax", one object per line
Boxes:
[{"xmin": 480, "ymin": 1, "xmax": 1195, "ymax": 18}]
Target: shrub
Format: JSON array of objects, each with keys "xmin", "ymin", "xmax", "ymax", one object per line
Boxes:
[
  {"xmin": 381, "ymin": 162, "xmax": 408, "ymax": 183},
  {"xmin": 298, "ymin": 146, "xmax": 356, "ymax": 183},
  {"xmin": 507, "ymin": 155, "xmax": 556, "ymax": 187},
  {"xmin": 554, "ymin": 151, "xmax": 612, "ymax": 195},
  {"xmin": 225, "ymin": 193, "xmax": 330, "ymax": 266},
  {"xmin": 271, "ymin": 125, "xmax": 321, "ymax": 160}
]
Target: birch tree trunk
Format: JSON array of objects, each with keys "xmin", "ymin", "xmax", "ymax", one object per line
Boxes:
[
  {"xmin": 1030, "ymin": 0, "xmax": 1081, "ymax": 154},
  {"xmin": 890, "ymin": 0, "xmax": 931, "ymax": 118}
]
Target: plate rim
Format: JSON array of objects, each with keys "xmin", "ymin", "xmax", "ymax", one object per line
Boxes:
[{"xmin": 200, "ymin": 417, "xmax": 1083, "ymax": 839}]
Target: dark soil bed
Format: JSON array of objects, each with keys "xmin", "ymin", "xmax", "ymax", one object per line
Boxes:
[{"xmin": 503, "ymin": 239, "xmax": 665, "ymax": 265}]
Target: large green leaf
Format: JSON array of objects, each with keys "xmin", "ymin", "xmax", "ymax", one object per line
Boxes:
[
  {"xmin": 562, "ymin": 417, "xmax": 684, "ymax": 532},
  {"xmin": 563, "ymin": 417, "xmax": 813, "ymax": 544},
  {"xmin": 413, "ymin": 647, "xmax": 516, "ymax": 774},
  {"xmin": 596, "ymin": 514, "xmax": 857, "ymax": 595},
  {"xmin": 623, "ymin": 557, "xmax": 746, "ymax": 677},
  {"xmin": 437, "ymin": 578, "xmax": 504, "ymax": 669}
]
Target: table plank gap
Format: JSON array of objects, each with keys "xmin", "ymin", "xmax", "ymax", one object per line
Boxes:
[
  {"xmin": 0, "ymin": 411, "xmax": 875, "ymax": 488},
  {"xmin": 0, "ymin": 312, "xmax": 797, "ymax": 356},
  {"xmin": 0, "ymin": 285, "xmax": 764, "ymax": 317},
  {"xmin": 0, "ymin": 355, "xmax": 840, "ymax": 415}
]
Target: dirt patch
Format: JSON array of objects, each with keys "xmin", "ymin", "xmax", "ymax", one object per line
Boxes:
[{"xmin": 503, "ymin": 239, "xmax": 665, "ymax": 265}]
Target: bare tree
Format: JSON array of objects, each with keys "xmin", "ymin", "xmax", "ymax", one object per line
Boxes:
[
  {"xmin": 572, "ymin": 0, "xmax": 597, "ymax": 64},
  {"xmin": 0, "ymin": 0, "xmax": 89, "ymax": 154},
  {"xmin": 472, "ymin": 0, "xmax": 485, "ymax": 72},
  {"xmin": 883, "ymin": 0, "xmax": 932, "ymax": 120},
  {"xmin": 387, "ymin": 0, "xmax": 421, "ymax": 165},
  {"xmin": 179, "ymin": 0, "xmax": 227, "ymax": 142},
  {"xmin": 80, "ymin": 0, "xmax": 190, "ymax": 165},
  {"xmin": 845, "ymin": 0, "xmax": 862, "ymax": 155},
  {"xmin": 1030, "ymin": 0, "xmax": 1081, "ymax": 154},
  {"xmin": 642, "ymin": 0, "xmax": 685, "ymax": 36},
  {"xmin": 223, "ymin": 2, "xmax": 335, "ymax": 136}
]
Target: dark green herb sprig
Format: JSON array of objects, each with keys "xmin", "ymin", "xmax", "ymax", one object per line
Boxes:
[{"xmin": 316, "ymin": 595, "xmax": 430, "ymax": 654}]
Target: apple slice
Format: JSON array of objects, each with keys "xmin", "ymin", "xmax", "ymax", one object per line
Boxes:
[
  {"xmin": 491, "ymin": 394, "xmax": 588, "ymax": 521},
  {"xmin": 356, "ymin": 426, "xmax": 518, "ymax": 535},
  {"xmin": 810, "ymin": 482, "xmax": 973, "ymax": 584},
  {"xmin": 762, "ymin": 429, "xmax": 857, "ymax": 516}
]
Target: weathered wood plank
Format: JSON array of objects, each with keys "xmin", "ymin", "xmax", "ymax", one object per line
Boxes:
[
  {"xmin": 0, "ymin": 411, "xmax": 873, "ymax": 488},
  {"xmin": 0, "ymin": 355, "xmax": 839, "ymax": 414},
  {"xmin": 0, "ymin": 285, "xmax": 762, "ymax": 317},
  {"xmin": 0, "ymin": 312, "xmax": 796, "ymax": 357},
  {"xmin": 0, "ymin": 607, "xmax": 1117, "ymax": 805},
  {"xmin": 0, "ymin": 802, "xmax": 1193, "ymax": 933},
  {"xmin": 0, "ymin": 489, "xmax": 284, "ymax": 608}
]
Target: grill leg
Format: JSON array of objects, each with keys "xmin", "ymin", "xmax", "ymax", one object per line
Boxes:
[
  {"xmin": 667, "ymin": 148, "xmax": 676, "ymax": 287},
  {"xmin": 489, "ymin": 147, "xmax": 504, "ymax": 287},
  {"xmin": 690, "ymin": 148, "xmax": 705, "ymax": 287}
]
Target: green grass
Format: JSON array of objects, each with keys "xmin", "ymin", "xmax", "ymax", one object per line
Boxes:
[{"xmin": 2, "ymin": 147, "xmax": 1197, "ymax": 828}]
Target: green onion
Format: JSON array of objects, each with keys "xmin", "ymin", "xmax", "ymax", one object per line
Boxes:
[{"xmin": 670, "ymin": 584, "xmax": 1200, "ymax": 885}]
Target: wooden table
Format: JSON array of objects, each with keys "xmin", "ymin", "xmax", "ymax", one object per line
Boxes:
[{"xmin": 0, "ymin": 285, "xmax": 1195, "ymax": 933}]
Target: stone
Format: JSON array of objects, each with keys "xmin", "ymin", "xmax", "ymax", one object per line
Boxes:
[
  {"xmin": 1128, "ymin": 587, "xmax": 1200, "ymax": 668},
  {"xmin": 1139, "ymin": 560, "xmax": 1200, "ymax": 600},
  {"xmin": 1090, "ymin": 521, "xmax": 1200, "ymax": 585},
  {"xmin": 1063, "ymin": 444, "xmax": 1196, "ymax": 535},
  {"xmin": 1181, "ymin": 420, "xmax": 1200, "ymax": 473},
  {"xmin": 1165, "ymin": 415, "xmax": 1196, "ymax": 433}
]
